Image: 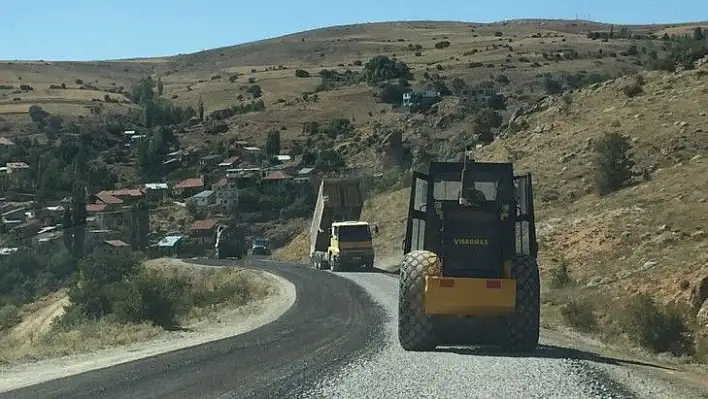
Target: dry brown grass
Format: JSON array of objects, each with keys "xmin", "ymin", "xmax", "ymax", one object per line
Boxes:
[
  {"xmin": 0, "ymin": 258, "xmax": 279, "ymax": 364},
  {"xmin": 0, "ymin": 19, "xmax": 675, "ymax": 145}
]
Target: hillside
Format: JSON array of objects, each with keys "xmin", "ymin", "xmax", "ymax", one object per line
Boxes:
[
  {"xmin": 276, "ymin": 61, "xmax": 708, "ymax": 363},
  {"xmin": 2, "ymin": 19, "xmax": 704, "ymax": 159}
]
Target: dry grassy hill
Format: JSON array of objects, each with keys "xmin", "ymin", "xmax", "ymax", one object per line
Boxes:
[
  {"xmin": 276, "ymin": 62, "xmax": 708, "ymax": 363},
  {"xmin": 2, "ymin": 19, "xmax": 703, "ymax": 152}
]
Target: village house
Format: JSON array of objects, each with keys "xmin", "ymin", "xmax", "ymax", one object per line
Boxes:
[
  {"xmin": 85, "ymin": 230, "xmax": 124, "ymax": 252},
  {"xmin": 218, "ymin": 156, "xmax": 239, "ymax": 169},
  {"xmin": 190, "ymin": 219, "xmax": 217, "ymax": 246},
  {"xmin": 458, "ymin": 87, "xmax": 502, "ymax": 107},
  {"xmin": 173, "ymin": 177, "xmax": 204, "ymax": 198},
  {"xmin": 86, "ymin": 203, "xmax": 124, "ymax": 230},
  {"xmin": 144, "ymin": 183, "xmax": 169, "ymax": 202},
  {"xmin": 262, "ymin": 170, "xmax": 294, "ymax": 187},
  {"xmin": 36, "ymin": 205, "xmax": 65, "ymax": 226},
  {"xmin": 8, "ymin": 219, "xmax": 42, "ymax": 245},
  {"xmin": 199, "ymin": 154, "xmax": 223, "ymax": 169},
  {"xmin": 1, "ymin": 207, "xmax": 28, "ymax": 226},
  {"xmin": 155, "ymin": 235, "xmax": 184, "ymax": 257},
  {"xmin": 102, "ymin": 239, "xmax": 131, "ymax": 249},
  {"xmin": 162, "ymin": 157, "xmax": 181, "ymax": 173},
  {"xmin": 32, "ymin": 225, "xmax": 63, "ymax": 253},
  {"xmin": 188, "ymin": 190, "xmax": 215, "ymax": 209},
  {"xmin": 294, "ymin": 167, "xmax": 319, "ymax": 188},
  {"xmin": 5, "ymin": 162, "xmax": 30, "ymax": 183},
  {"xmin": 92, "ymin": 188, "xmax": 144, "ymax": 208},
  {"xmin": 214, "ymin": 168, "xmax": 260, "ymax": 209}
]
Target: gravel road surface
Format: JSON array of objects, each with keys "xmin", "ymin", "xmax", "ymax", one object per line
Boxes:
[
  {"xmin": 298, "ymin": 270, "xmax": 708, "ymax": 399},
  {"xmin": 4, "ymin": 259, "xmax": 707, "ymax": 399}
]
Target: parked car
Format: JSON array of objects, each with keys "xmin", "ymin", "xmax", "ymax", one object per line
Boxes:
[{"xmin": 251, "ymin": 238, "xmax": 271, "ymax": 255}]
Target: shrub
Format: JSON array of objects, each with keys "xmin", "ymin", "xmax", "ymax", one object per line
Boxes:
[
  {"xmin": 549, "ymin": 259, "xmax": 574, "ymax": 288},
  {"xmin": 0, "ymin": 304, "xmax": 21, "ymax": 331},
  {"xmin": 246, "ymin": 84, "xmax": 262, "ymax": 98},
  {"xmin": 295, "ymin": 69, "xmax": 310, "ymax": 78},
  {"xmin": 646, "ymin": 57, "xmax": 676, "ymax": 72},
  {"xmin": 622, "ymin": 75, "xmax": 644, "ymax": 97},
  {"xmin": 620, "ymin": 293, "xmax": 692, "ymax": 355},
  {"xmin": 561, "ymin": 299, "xmax": 597, "ymax": 332},
  {"xmin": 592, "ymin": 132, "xmax": 635, "ymax": 196},
  {"xmin": 363, "ymin": 55, "xmax": 413, "ymax": 85},
  {"xmin": 228, "ymin": 74, "xmax": 238, "ymax": 83},
  {"xmin": 434, "ymin": 41, "xmax": 451, "ymax": 49}
]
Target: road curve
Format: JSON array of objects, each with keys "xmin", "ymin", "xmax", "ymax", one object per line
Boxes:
[
  {"xmin": 5, "ymin": 259, "xmax": 707, "ymax": 399},
  {"xmin": 0, "ymin": 260, "xmax": 387, "ymax": 399}
]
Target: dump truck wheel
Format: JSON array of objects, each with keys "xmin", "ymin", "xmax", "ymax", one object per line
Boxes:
[
  {"xmin": 331, "ymin": 255, "xmax": 344, "ymax": 272},
  {"xmin": 501, "ymin": 255, "xmax": 540, "ymax": 353},
  {"xmin": 398, "ymin": 250, "xmax": 441, "ymax": 351}
]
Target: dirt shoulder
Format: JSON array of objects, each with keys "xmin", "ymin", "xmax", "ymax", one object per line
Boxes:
[
  {"xmin": 541, "ymin": 326, "xmax": 708, "ymax": 397},
  {"xmin": 0, "ymin": 261, "xmax": 296, "ymax": 393}
]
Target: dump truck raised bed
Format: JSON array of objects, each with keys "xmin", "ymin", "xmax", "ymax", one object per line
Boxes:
[{"xmin": 309, "ymin": 178, "xmax": 375, "ymax": 272}]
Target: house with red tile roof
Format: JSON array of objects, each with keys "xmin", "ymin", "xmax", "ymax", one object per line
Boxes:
[
  {"xmin": 94, "ymin": 188, "xmax": 145, "ymax": 205},
  {"xmin": 94, "ymin": 192, "xmax": 123, "ymax": 205},
  {"xmin": 262, "ymin": 171, "xmax": 293, "ymax": 187},
  {"xmin": 218, "ymin": 156, "xmax": 239, "ymax": 168},
  {"xmin": 190, "ymin": 219, "xmax": 218, "ymax": 245},
  {"xmin": 86, "ymin": 201, "xmax": 123, "ymax": 230},
  {"xmin": 174, "ymin": 177, "xmax": 204, "ymax": 198}
]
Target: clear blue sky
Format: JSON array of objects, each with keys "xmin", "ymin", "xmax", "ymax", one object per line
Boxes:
[{"xmin": 2, "ymin": 0, "xmax": 705, "ymax": 61}]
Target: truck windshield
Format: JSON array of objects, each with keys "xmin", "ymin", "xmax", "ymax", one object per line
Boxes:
[
  {"xmin": 338, "ymin": 226, "xmax": 372, "ymax": 242},
  {"xmin": 253, "ymin": 239, "xmax": 268, "ymax": 247}
]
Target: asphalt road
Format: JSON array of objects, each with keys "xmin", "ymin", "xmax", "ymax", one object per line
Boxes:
[
  {"xmin": 0, "ymin": 260, "xmax": 387, "ymax": 399},
  {"xmin": 4, "ymin": 259, "xmax": 707, "ymax": 399}
]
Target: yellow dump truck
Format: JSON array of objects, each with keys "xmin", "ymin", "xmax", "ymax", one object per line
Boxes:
[{"xmin": 309, "ymin": 178, "xmax": 375, "ymax": 272}]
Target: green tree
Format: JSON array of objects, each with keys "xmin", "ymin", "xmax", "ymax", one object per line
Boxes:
[
  {"xmin": 62, "ymin": 181, "xmax": 88, "ymax": 260},
  {"xmin": 131, "ymin": 76, "xmax": 156, "ymax": 104},
  {"xmin": 265, "ymin": 130, "xmax": 281, "ymax": 156},
  {"xmin": 474, "ymin": 108, "xmax": 503, "ymax": 144},
  {"xmin": 157, "ymin": 76, "xmax": 164, "ymax": 96},
  {"xmin": 592, "ymin": 132, "xmax": 635, "ymax": 196},
  {"xmin": 363, "ymin": 55, "xmax": 413, "ymax": 85},
  {"xmin": 198, "ymin": 95, "xmax": 205, "ymax": 120},
  {"xmin": 126, "ymin": 200, "xmax": 150, "ymax": 249},
  {"xmin": 693, "ymin": 27, "xmax": 704, "ymax": 41}
]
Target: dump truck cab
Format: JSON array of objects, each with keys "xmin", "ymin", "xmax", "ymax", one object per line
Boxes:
[
  {"xmin": 215, "ymin": 224, "xmax": 247, "ymax": 260},
  {"xmin": 309, "ymin": 178, "xmax": 376, "ymax": 272},
  {"xmin": 398, "ymin": 154, "xmax": 540, "ymax": 352},
  {"xmin": 328, "ymin": 221, "xmax": 375, "ymax": 271}
]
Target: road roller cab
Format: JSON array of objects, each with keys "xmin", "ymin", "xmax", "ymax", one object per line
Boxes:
[{"xmin": 398, "ymin": 153, "xmax": 540, "ymax": 352}]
